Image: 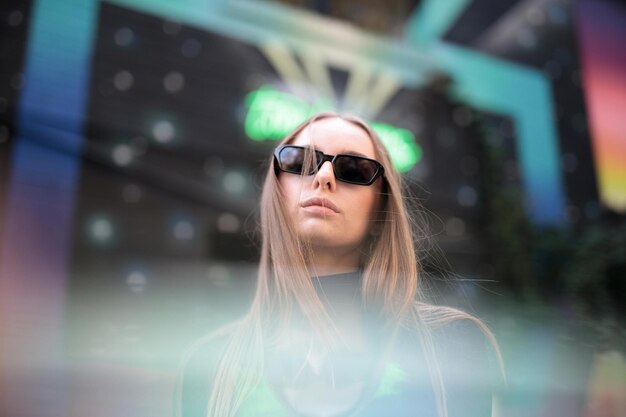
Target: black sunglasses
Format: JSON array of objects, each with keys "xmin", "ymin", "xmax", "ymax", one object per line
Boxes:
[{"xmin": 273, "ymin": 145, "xmax": 385, "ymax": 186}]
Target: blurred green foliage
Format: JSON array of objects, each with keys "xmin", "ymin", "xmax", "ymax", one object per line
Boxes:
[{"xmin": 476, "ymin": 112, "xmax": 626, "ymax": 353}]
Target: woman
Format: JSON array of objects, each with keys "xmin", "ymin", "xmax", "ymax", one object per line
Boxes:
[{"xmin": 177, "ymin": 112, "xmax": 504, "ymax": 417}]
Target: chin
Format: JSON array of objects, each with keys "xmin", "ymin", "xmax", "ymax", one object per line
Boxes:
[
  {"xmin": 299, "ymin": 232, "xmax": 362, "ymax": 252},
  {"xmin": 298, "ymin": 230, "xmax": 334, "ymax": 244},
  {"xmin": 296, "ymin": 227, "xmax": 334, "ymax": 244}
]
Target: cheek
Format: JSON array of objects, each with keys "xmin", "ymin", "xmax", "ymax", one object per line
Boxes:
[
  {"xmin": 278, "ymin": 175, "xmax": 301, "ymax": 211},
  {"xmin": 351, "ymin": 188, "xmax": 381, "ymax": 229}
]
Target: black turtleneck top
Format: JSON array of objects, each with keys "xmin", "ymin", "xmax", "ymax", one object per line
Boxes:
[{"xmin": 181, "ymin": 272, "xmax": 499, "ymax": 417}]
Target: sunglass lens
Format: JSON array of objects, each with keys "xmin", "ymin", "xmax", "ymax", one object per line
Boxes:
[
  {"xmin": 278, "ymin": 147, "xmax": 306, "ymax": 174},
  {"xmin": 334, "ymin": 156, "xmax": 378, "ymax": 184}
]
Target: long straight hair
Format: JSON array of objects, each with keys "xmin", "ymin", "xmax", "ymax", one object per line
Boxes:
[{"xmin": 176, "ymin": 112, "xmax": 504, "ymax": 417}]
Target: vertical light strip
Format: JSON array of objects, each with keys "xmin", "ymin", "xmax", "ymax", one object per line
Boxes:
[
  {"xmin": 0, "ymin": 0, "xmax": 98, "ymax": 416},
  {"xmin": 577, "ymin": 0, "xmax": 626, "ymax": 213},
  {"xmin": 430, "ymin": 42, "xmax": 566, "ymax": 225}
]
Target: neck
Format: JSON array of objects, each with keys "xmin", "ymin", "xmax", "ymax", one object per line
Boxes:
[
  {"xmin": 311, "ymin": 269, "xmax": 364, "ymax": 346},
  {"xmin": 307, "ymin": 247, "xmax": 361, "ymax": 276}
]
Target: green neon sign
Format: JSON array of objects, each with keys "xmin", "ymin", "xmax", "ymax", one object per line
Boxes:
[
  {"xmin": 244, "ymin": 87, "xmax": 332, "ymax": 141},
  {"xmin": 371, "ymin": 122, "xmax": 422, "ymax": 173},
  {"xmin": 244, "ymin": 86, "xmax": 422, "ymax": 172}
]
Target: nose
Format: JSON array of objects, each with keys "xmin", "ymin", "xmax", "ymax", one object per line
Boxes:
[{"xmin": 312, "ymin": 160, "xmax": 336, "ymax": 191}]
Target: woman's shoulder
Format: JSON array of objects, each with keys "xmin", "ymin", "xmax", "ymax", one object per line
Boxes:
[
  {"xmin": 410, "ymin": 304, "xmax": 504, "ymax": 417},
  {"xmin": 419, "ymin": 304, "xmax": 505, "ymax": 393},
  {"xmin": 415, "ymin": 303, "xmax": 498, "ymax": 350},
  {"xmin": 419, "ymin": 305, "xmax": 501, "ymax": 367}
]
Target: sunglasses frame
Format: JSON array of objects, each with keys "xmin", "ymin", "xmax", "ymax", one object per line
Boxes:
[{"xmin": 273, "ymin": 145, "xmax": 385, "ymax": 186}]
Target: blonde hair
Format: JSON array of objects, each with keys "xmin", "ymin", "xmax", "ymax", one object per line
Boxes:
[{"xmin": 176, "ymin": 112, "xmax": 504, "ymax": 417}]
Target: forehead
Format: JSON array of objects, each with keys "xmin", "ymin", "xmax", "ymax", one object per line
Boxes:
[{"xmin": 290, "ymin": 118, "xmax": 377, "ymax": 159}]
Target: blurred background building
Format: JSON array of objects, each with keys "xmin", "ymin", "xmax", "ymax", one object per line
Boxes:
[{"xmin": 1, "ymin": 0, "xmax": 625, "ymax": 416}]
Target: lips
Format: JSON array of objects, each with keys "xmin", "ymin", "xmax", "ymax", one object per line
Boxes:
[{"xmin": 300, "ymin": 197, "xmax": 340, "ymax": 213}]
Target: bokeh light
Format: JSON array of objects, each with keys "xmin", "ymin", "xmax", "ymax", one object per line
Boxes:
[
  {"xmin": 113, "ymin": 70, "xmax": 134, "ymax": 91},
  {"xmin": 111, "ymin": 144, "xmax": 133, "ymax": 166},
  {"xmin": 151, "ymin": 120, "xmax": 175, "ymax": 143},
  {"xmin": 222, "ymin": 170, "xmax": 247, "ymax": 195},
  {"xmin": 86, "ymin": 215, "xmax": 116, "ymax": 246},
  {"xmin": 114, "ymin": 27, "xmax": 134, "ymax": 47}
]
